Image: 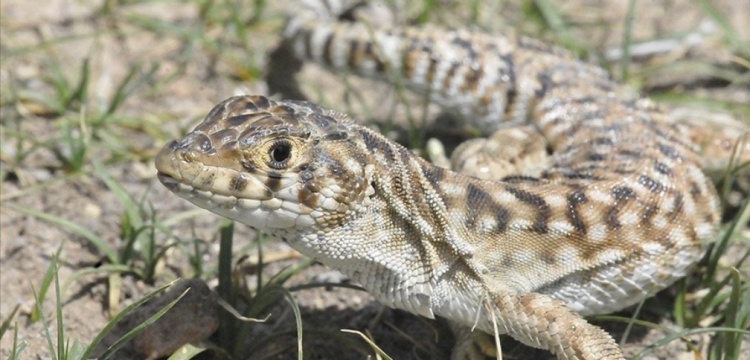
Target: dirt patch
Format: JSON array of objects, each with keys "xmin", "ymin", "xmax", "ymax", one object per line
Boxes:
[{"xmin": 1, "ymin": 0, "xmax": 747, "ymax": 359}]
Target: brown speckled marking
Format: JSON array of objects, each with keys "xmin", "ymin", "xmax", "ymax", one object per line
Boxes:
[
  {"xmin": 465, "ymin": 183, "xmax": 510, "ymax": 233},
  {"xmin": 230, "ymin": 175, "xmax": 248, "ymax": 192},
  {"xmin": 265, "ymin": 171, "xmax": 284, "ymax": 191},
  {"xmin": 605, "ymin": 187, "xmax": 636, "ymax": 229},
  {"xmin": 637, "ymin": 174, "xmax": 663, "ymax": 193},
  {"xmin": 506, "ymin": 186, "xmax": 551, "ymax": 234},
  {"xmin": 566, "ymin": 190, "xmax": 588, "ymax": 234},
  {"xmin": 640, "ymin": 203, "xmax": 658, "ymax": 225}
]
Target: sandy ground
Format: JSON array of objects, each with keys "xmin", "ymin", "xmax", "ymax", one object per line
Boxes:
[{"xmin": 1, "ymin": 0, "xmax": 748, "ymax": 359}]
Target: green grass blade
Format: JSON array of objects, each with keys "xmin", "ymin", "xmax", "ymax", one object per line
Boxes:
[
  {"xmin": 3, "ymin": 203, "xmax": 118, "ymax": 263},
  {"xmin": 341, "ymin": 329, "xmax": 395, "ymax": 360},
  {"xmin": 633, "ymin": 326, "xmax": 750, "ymax": 360},
  {"xmin": 695, "ymin": 0, "xmax": 748, "ymax": 55},
  {"xmin": 80, "ymin": 280, "xmax": 176, "ymax": 359},
  {"xmin": 31, "ymin": 243, "xmax": 64, "ymax": 322},
  {"xmin": 0, "ymin": 303, "xmax": 20, "ymax": 339},
  {"xmin": 619, "ymin": 0, "xmax": 637, "ymax": 81},
  {"xmin": 96, "ymin": 287, "xmax": 189, "ymax": 360},
  {"xmin": 619, "ymin": 298, "xmax": 645, "ymax": 346},
  {"xmin": 60, "ymin": 264, "xmax": 142, "ymax": 302},
  {"xmin": 101, "ymin": 62, "xmax": 160, "ymax": 119},
  {"xmin": 54, "ymin": 256, "xmax": 64, "ymax": 360},
  {"xmin": 272, "ymin": 285, "xmax": 304, "ymax": 360},
  {"xmin": 65, "ymin": 58, "xmax": 90, "ymax": 110},
  {"xmin": 8, "ymin": 324, "xmax": 29, "ymax": 360},
  {"xmin": 532, "ymin": 0, "xmax": 585, "ymax": 56},
  {"xmin": 217, "ymin": 218, "xmax": 235, "ymax": 351},
  {"xmin": 715, "ymin": 268, "xmax": 746, "ymax": 359},
  {"xmin": 66, "ymin": 340, "xmax": 87, "ymax": 360},
  {"xmin": 93, "ymin": 161, "xmax": 144, "ymax": 234},
  {"xmin": 32, "ymin": 284, "xmax": 58, "ymax": 360},
  {"xmin": 166, "ymin": 342, "xmax": 214, "ymax": 360},
  {"xmin": 266, "ymin": 258, "xmax": 314, "ymax": 287}
]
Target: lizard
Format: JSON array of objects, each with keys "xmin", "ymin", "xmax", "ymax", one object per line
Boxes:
[{"xmin": 154, "ymin": 1, "xmax": 739, "ymax": 359}]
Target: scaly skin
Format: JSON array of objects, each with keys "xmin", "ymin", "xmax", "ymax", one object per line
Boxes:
[{"xmin": 155, "ymin": 4, "xmax": 727, "ymax": 359}]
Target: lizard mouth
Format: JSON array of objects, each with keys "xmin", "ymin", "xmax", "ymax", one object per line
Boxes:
[
  {"xmin": 156, "ymin": 166, "xmax": 315, "ymax": 230},
  {"xmin": 154, "ymin": 140, "xmax": 194, "ymax": 187},
  {"xmin": 156, "ymin": 172, "xmax": 179, "ymax": 193},
  {"xmin": 156, "ymin": 171, "xmax": 177, "ymax": 184}
]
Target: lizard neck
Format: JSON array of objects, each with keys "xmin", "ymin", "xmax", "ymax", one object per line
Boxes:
[{"xmin": 283, "ymin": 125, "xmax": 483, "ymax": 318}]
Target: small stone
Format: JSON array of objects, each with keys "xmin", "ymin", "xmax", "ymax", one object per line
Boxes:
[{"xmin": 92, "ymin": 279, "xmax": 219, "ymax": 359}]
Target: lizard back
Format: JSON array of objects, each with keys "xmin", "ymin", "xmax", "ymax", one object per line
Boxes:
[{"xmin": 279, "ymin": 2, "xmax": 722, "ymax": 316}]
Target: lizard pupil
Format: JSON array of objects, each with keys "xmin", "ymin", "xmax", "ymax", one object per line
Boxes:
[{"xmin": 270, "ymin": 142, "xmax": 292, "ymax": 166}]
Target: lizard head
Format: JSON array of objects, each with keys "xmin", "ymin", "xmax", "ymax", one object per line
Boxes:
[{"xmin": 155, "ymin": 95, "xmax": 375, "ymax": 236}]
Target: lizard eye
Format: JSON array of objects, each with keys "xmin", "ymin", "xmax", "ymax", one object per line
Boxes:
[{"xmin": 269, "ymin": 140, "xmax": 293, "ymax": 169}]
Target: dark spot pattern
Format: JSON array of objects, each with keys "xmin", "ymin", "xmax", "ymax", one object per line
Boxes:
[
  {"xmin": 542, "ymin": 252, "xmax": 556, "ymax": 265},
  {"xmin": 451, "ymin": 36, "xmax": 478, "ymax": 60},
  {"xmin": 506, "ymin": 186, "xmax": 550, "ymax": 234},
  {"xmin": 654, "ymin": 162, "xmax": 673, "ymax": 176},
  {"xmin": 612, "ymin": 186, "xmax": 635, "ymax": 201},
  {"xmin": 658, "ymin": 143, "xmax": 682, "ymax": 160},
  {"xmin": 347, "ymin": 39, "xmax": 360, "ymax": 69},
  {"xmin": 499, "ymin": 53, "xmax": 516, "ymax": 104},
  {"xmin": 640, "ymin": 203, "xmax": 658, "ymax": 224},
  {"xmin": 566, "ymin": 190, "xmax": 588, "ymax": 233},
  {"xmin": 265, "ymin": 171, "xmax": 283, "ymax": 191},
  {"xmin": 607, "ymin": 187, "xmax": 636, "ymax": 229},
  {"xmin": 669, "ymin": 193, "xmax": 684, "ymax": 220},
  {"xmin": 592, "ymin": 137, "xmax": 615, "ymax": 145},
  {"xmin": 241, "ymin": 160, "xmax": 257, "ymax": 172},
  {"xmin": 466, "ymin": 183, "xmax": 510, "ymax": 233},
  {"xmin": 230, "ymin": 175, "xmax": 248, "ymax": 192},
  {"xmin": 689, "ymin": 182, "xmax": 702, "ymax": 199},
  {"xmin": 422, "ymin": 166, "xmax": 446, "ymax": 189},
  {"xmin": 637, "ymin": 175, "xmax": 662, "ymax": 193},
  {"xmin": 502, "ymin": 175, "xmax": 541, "ymax": 184}
]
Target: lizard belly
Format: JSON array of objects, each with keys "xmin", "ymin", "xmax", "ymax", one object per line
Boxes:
[{"xmin": 290, "ymin": 232, "xmax": 436, "ymax": 319}]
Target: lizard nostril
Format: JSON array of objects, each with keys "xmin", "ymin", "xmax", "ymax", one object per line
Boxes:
[
  {"xmin": 182, "ymin": 150, "xmax": 196, "ymax": 163},
  {"xmin": 167, "ymin": 140, "xmax": 181, "ymax": 150}
]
